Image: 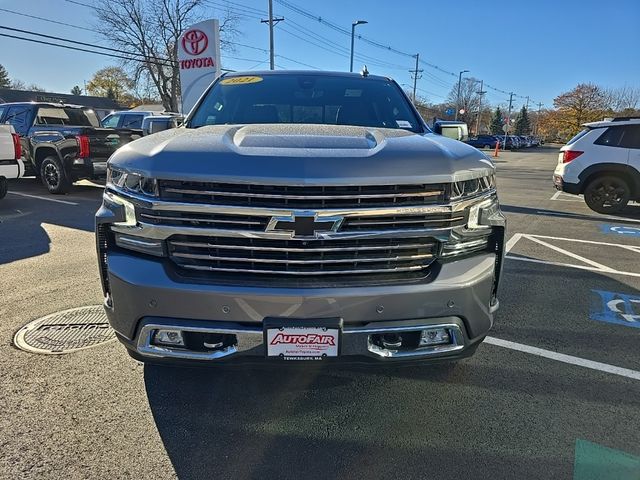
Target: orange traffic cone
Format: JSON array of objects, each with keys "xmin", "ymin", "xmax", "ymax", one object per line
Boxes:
[{"xmin": 493, "ymin": 141, "xmax": 500, "ymax": 158}]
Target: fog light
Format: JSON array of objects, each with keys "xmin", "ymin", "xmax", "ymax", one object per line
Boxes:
[
  {"xmin": 419, "ymin": 328, "xmax": 451, "ymax": 346},
  {"xmin": 154, "ymin": 329, "xmax": 185, "ymax": 347}
]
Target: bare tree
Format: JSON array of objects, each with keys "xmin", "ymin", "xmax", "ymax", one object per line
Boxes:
[
  {"xmin": 604, "ymin": 85, "xmax": 640, "ymax": 112},
  {"xmin": 94, "ymin": 0, "xmax": 240, "ymax": 112},
  {"xmin": 446, "ymin": 77, "xmax": 482, "ymax": 125}
]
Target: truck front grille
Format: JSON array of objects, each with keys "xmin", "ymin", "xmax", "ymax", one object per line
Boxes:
[
  {"xmin": 342, "ymin": 213, "xmax": 465, "ymax": 231},
  {"xmin": 167, "ymin": 236, "xmax": 437, "ymax": 283},
  {"xmin": 136, "ymin": 207, "xmax": 269, "ymax": 231},
  {"xmin": 137, "ymin": 208, "xmax": 464, "ymax": 232},
  {"xmin": 158, "ymin": 180, "xmax": 448, "ymax": 209}
]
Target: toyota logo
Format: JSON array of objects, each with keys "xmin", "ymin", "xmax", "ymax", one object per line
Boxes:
[{"xmin": 182, "ymin": 29, "xmax": 208, "ymax": 56}]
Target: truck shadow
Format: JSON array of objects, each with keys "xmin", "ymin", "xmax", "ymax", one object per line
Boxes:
[
  {"xmin": 0, "ymin": 178, "xmax": 101, "ymax": 265},
  {"xmin": 143, "ymin": 362, "xmax": 570, "ymax": 480}
]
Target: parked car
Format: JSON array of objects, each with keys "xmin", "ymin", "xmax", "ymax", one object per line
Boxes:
[
  {"xmin": 465, "ymin": 134, "xmax": 499, "ymax": 149},
  {"xmin": 0, "ymin": 102, "xmax": 140, "ymax": 193},
  {"xmin": 101, "ymin": 110, "xmax": 162, "ymax": 130},
  {"xmin": 0, "ymin": 124, "xmax": 25, "ymax": 200},
  {"xmin": 497, "ymin": 134, "xmax": 517, "ymax": 149},
  {"xmin": 141, "ymin": 114, "xmax": 184, "ymax": 136},
  {"xmin": 96, "ymin": 70, "xmax": 506, "ymax": 366},
  {"xmin": 554, "ymin": 117, "xmax": 640, "ymax": 213}
]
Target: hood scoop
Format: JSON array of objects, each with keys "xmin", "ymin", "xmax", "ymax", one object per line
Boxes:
[{"xmin": 231, "ymin": 124, "xmax": 380, "ymax": 150}]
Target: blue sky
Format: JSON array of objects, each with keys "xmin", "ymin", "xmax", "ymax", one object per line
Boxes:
[{"xmin": 1, "ymin": 0, "xmax": 639, "ymax": 110}]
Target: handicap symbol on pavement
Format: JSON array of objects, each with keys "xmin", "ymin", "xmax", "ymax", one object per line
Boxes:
[
  {"xmin": 600, "ymin": 224, "xmax": 640, "ymax": 237},
  {"xmin": 591, "ymin": 289, "xmax": 640, "ymax": 328}
]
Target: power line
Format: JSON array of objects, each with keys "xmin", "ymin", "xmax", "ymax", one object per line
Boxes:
[
  {"xmin": 0, "ymin": 27, "xmax": 254, "ymax": 69},
  {"xmin": 0, "ymin": 24, "xmax": 172, "ymax": 65},
  {"xmin": 0, "ymin": 7, "xmax": 96, "ymax": 32},
  {"xmin": 0, "ymin": 31, "xmax": 173, "ymax": 66},
  {"xmin": 271, "ymin": 0, "xmax": 541, "ymax": 104}
]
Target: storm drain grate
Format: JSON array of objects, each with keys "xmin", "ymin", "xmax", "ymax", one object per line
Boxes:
[{"xmin": 13, "ymin": 305, "xmax": 115, "ymax": 354}]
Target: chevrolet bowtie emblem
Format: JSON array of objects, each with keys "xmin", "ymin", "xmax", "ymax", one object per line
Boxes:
[{"xmin": 266, "ymin": 213, "xmax": 344, "ymax": 238}]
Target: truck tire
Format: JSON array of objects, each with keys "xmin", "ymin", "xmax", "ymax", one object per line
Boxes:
[
  {"xmin": 584, "ymin": 175, "xmax": 630, "ymax": 214},
  {"xmin": 40, "ymin": 156, "xmax": 71, "ymax": 194},
  {"xmin": 0, "ymin": 177, "xmax": 7, "ymax": 200}
]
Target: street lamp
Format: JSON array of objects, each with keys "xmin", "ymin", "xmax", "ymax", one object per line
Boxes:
[
  {"xmin": 455, "ymin": 69, "xmax": 469, "ymax": 121},
  {"xmin": 350, "ymin": 20, "xmax": 368, "ymax": 73}
]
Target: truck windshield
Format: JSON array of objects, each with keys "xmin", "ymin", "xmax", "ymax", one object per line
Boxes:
[
  {"xmin": 35, "ymin": 107, "xmax": 100, "ymax": 127},
  {"xmin": 188, "ymin": 74, "xmax": 423, "ymax": 132}
]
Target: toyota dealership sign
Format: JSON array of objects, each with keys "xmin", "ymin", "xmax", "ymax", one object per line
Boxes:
[{"xmin": 177, "ymin": 19, "xmax": 221, "ymax": 114}]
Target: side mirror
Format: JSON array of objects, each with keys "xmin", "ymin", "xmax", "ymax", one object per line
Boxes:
[{"xmin": 439, "ymin": 125, "xmax": 468, "ymax": 141}]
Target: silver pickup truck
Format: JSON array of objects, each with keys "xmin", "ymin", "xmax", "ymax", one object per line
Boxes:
[{"xmin": 96, "ymin": 70, "xmax": 505, "ymax": 365}]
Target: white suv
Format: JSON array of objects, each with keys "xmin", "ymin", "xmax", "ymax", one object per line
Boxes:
[{"xmin": 553, "ymin": 117, "xmax": 640, "ymax": 213}]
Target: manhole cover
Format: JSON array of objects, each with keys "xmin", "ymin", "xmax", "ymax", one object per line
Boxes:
[{"xmin": 13, "ymin": 305, "xmax": 115, "ymax": 354}]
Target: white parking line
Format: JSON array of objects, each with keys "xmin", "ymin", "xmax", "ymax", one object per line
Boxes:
[
  {"xmin": 549, "ymin": 191, "xmax": 583, "ymax": 202},
  {"xmin": 525, "ymin": 235, "xmax": 616, "ymax": 272},
  {"xmin": 505, "ymin": 233, "xmax": 523, "ymax": 253},
  {"xmin": 529, "ymin": 233, "xmax": 640, "ymax": 250},
  {"xmin": 485, "ymin": 336, "xmax": 640, "ymax": 381},
  {"xmin": 8, "ymin": 192, "xmax": 78, "ymax": 206},
  {"xmin": 504, "ymin": 233, "xmax": 640, "ymax": 277}
]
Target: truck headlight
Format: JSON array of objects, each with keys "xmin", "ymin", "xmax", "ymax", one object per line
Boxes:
[
  {"xmin": 442, "ymin": 195, "xmax": 504, "ymax": 258},
  {"xmin": 103, "ymin": 191, "xmax": 137, "ymax": 227},
  {"xmin": 107, "ymin": 166, "xmax": 158, "ymax": 197},
  {"xmin": 451, "ymin": 174, "xmax": 495, "ymax": 200}
]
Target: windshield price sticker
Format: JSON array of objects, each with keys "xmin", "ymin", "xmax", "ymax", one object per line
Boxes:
[
  {"xmin": 220, "ymin": 76, "xmax": 264, "ymax": 85},
  {"xmin": 266, "ymin": 326, "xmax": 339, "ymax": 360}
]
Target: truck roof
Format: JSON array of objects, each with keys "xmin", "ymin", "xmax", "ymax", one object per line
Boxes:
[
  {"xmin": 221, "ymin": 70, "xmax": 391, "ymax": 82},
  {"xmin": 0, "ymin": 101, "xmax": 91, "ymax": 109}
]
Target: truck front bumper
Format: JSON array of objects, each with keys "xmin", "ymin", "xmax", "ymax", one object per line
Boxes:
[{"xmin": 103, "ymin": 250, "xmax": 499, "ymax": 364}]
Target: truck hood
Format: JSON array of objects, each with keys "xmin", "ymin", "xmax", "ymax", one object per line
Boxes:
[{"xmin": 108, "ymin": 124, "xmax": 494, "ymax": 185}]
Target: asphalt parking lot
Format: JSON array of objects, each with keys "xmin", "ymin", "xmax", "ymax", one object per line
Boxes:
[{"xmin": 0, "ymin": 146, "xmax": 639, "ymax": 479}]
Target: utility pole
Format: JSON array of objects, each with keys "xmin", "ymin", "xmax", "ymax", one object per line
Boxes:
[
  {"xmin": 455, "ymin": 70, "xmax": 469, "ymax": 121},
  {"xmin": 261, "ymin": 0, "xmax": 284, "ymax": 70},
  {"xmin": 503, "ymin": 92, "xmax": 514, "ymax": 148},
  {"xmin": 409, "ymin": 53, "xmax": 423, "ymax": 104},
  {"xmin": 475, "ymin": 79, "xmax": 486, "ymax": 135},
  {"xmin": 535, "ymin": 101, "xmax": 543, "ymax": 135},
  {"xmin": 525, "ymin": 96, "xmax": 530, "ymax": 110}
]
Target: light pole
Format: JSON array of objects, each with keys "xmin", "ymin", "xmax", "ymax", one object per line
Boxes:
[
  {"xmin": 350, "ymin": 20, "xmax": 368, "ymax": 73},
  {"xmin": 455, "ymin": 69, "xmax": 469, "ymax": 121}
]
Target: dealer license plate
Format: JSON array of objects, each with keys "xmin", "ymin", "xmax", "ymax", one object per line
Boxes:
[{"xmin": 265, "ymin": 321, "xmax": 340, "ymax": 360}]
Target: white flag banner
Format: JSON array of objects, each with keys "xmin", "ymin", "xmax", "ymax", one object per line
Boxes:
[{"xmin": 177, "ymin": 19, "xmax": 222, "ymax": 114}]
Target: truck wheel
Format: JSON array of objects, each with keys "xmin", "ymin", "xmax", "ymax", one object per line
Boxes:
[
  {"xmin": 584, "ymin": 175, "xmax": 630, "ymax": 214},
  {"xmin": 40, "ymin": 156, "xmax": 71, "ymax": 194},
  {"xmin": 0, "ymin": 177, "xmax": 7, "ymax": 200}
]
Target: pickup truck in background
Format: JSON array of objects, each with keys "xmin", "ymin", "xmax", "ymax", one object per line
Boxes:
[
  {"xmin": 0, "ymin": 102, "xmax": 140, "ymax": 194},
  {"xmin": 0, "ymin": 124, "xmax": 25, "ymax": 200}
]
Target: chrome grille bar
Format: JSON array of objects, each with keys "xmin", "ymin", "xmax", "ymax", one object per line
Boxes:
[
  {"xmin": 163, "ymin": 187, "xmax": 444, "ymax": 200},
  {"xmin": 179, "ymin": 264, "xmax": 426, "ymax": 275},
  {"xmin": 139, "ymin": 213, "xmax": 263, "ymax": 226},
  {"xmin": 171, "ymin": 252, "xmax": 433, "ymax": 264},
  {"xmin": 169, "ymin": 241, "xmax": 430, "ymax": 252}
]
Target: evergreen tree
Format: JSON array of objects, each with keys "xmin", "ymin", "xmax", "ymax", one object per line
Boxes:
[
  {"xmin": 106, "ymin": 86, "xmax": 117, "ymax": 100},
  {"xmin": 490, "ymin": 107, "xmax": 504, "ymax": 135},
  {"xmin": 0, "ymin": 64, "xmax": 10, "ymax": 88},
  {"xmin": 515, "ymin": 106, "xmax": 531, "ymax": 135},
  {"xmin": 70, "ymin": 85, "xmax": 83, "ymax": 95}
]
